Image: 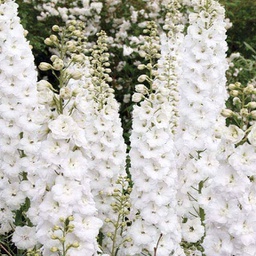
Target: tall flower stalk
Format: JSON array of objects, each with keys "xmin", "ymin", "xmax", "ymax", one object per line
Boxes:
[
  {"xmin": 84, "ymin": 30, "xmax": 129, "ymax": 255},
  {"xmin": 123, "ymin": 21, "xmax": 184, "ymax": 256},
  {"xmin": 203, "ymin": 80, "xmax": 256, "ymax": 255},
  {"xmin": 175, "ymin": 0, "xmax": 228, "ymax": 254},
  {"xmin": 24, "ymin": 21, "xmax": 103, "ymax": 256},
  {"xmin": 0, "ymin": 0, "xmax": 39, "ymax": 251}
]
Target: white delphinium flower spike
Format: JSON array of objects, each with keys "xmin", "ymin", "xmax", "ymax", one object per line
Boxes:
[
  {"xmin": 175, "ymin": 0, "xmax": 228, "ymax": 253},
  {"xmin": 0, "ymin": 1, "xmax": 39, "ymax": 251},
  {"xmin": 84, "ymin": 30, "xmax": 128, "ymax": 255},
  {"xmin": 24, "ymin": 22, "xmax": 103, "ymax": 256},
  {"xmin": 123, "ymin": 19, "xmax": 185, "ymax": 256}
]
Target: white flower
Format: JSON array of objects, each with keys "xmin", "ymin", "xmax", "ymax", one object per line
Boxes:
[
  {"xmin": 223, "ymin": 125, "xmax": 245, "ymax": 144},
  {"xmin": 203, "ymin": 229, "xmax": 233, "ymax": 255},
  {"xmin": 61, "ymin": 150, "xmax": 87, "ymax": 180},
  {"xmin": 182, "ymin": 218, "xmax": 204, "ymax": 243},
  {"xmin": 248, "ymin": 124, "xmax": 256, "ymax": 146},
  {"xmin": 123, "ymin": 45, "xmax": 134, "ymax": 56},
  {"xmin": 90, "ymin": 2, "xmax": 103, "ymax": 14},
  {"xmin": 132, "ymin": 92, "xmax": 144, "ymax": 102},
  {"xmin": 72, "ymin": 214, "xmax": 103, "ymax": 243},
  {"xmin": 48, "ymin": 114, "xmax": 77, "ymax": 140},
  {"xmin": 41, "ymin": 136, "xmax": 70, "ymax": 165},
  {"xmin": 51, "ymin": 176, "xmax": 83, "ymax": 204},
  {"xmin": 228, "ymin": 142, "xmax": 256, "ymax": 176},
  {"xmin": 12, "ymin": 226, "xmax": 37, "ymax": 250}
]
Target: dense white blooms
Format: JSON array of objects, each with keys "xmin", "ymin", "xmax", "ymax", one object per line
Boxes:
[
  {"xmin": 29, "ymin": 0, "xmax": 103, "ymax": 37},
  {"xmin": 124, "ymin": 15, "xmax": 185, "ymax": 255},
  {"xmin": 82, "ymin": 31, "xmax": 128, "ymax": 254},
  {"xmin": 0, "ymin": 0, "xmax": 38, "ymax": 241},
  {"xmin": 175, "ymin": 0, "xmax": 229, "ymax": 252}
]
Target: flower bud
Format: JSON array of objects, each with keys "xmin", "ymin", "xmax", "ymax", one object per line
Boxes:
[
  {"xmin": 228, "ymin": 83, "xmax": 236, "ymax": 90},
  {"xmin": 68, "ymin": 215, "xmax": 74, "ymax": 221},
  {"xmin": 240, "ymin": 108, "xmax": 248, "ymax": 117},
  {"xmin": 244, "ymin": 84, "xmax": 254, "ymax": 94},
  {"xmin": 49, "ymin": 34, "xmax": 58, "ymax": 43},
  {"xmin": 250, "ymin": 110, "xmax": 256, "ymax": 119},
  {"xmin": 66, "ymin": 41, "xmax": 76, "ymax": 52},
  {"xmin": 72, "ymin": 30, "xmax": 81, "ymax": 37},
  {"xmin": 71, "ymin": 71, "xmax": 83, "ymax": 80},
  {"xmin": 44, "ymin": 37, "xmax": 52, "ymax": 45},
  {"xmin": 72, "ymin": 54, "xmax": 85, "ymax": 62},
  {"xmin": 230, "ymin": 90, "xmax": 239, "ymax": 97},
  {"xmin": 135, "ymin": 84, "xmax": 148, "ymax": 94},
  {"xmin": 37, "ymin": 80, "xmax": 53, "ymax": 91},
  {"xmin": 52, "ymin": 25, "xmax": 60, "ymax": 32},
  {"xmin": 139, "ymin": 50, "xmax": 146, "ymax": 58},
  {"xmin": 68, "ymin": 25, "xmax": 75, "ymax": 32},
  {"xmin": 50, "ymin": 55, "xmax": 59, "ymax": 62},
  {"xmin": 39, "ymin": 62, "xmax": 52, "ymax": 71},
  {"xmin": 132, "ymin": 93, "xmax": 144, "ymax": 102},
  {"xmin": 60, "ymin": 87, "xmax": 72, "ymax": 99},
  {"xmin": 221, "ymin": 109, "xmax": 233, "ymax": 117},
  {"xmin": 246, "ymin": 102, "xmax": 256, "ymax": 109},
  {"xmin": 138, "ymin": 74, "xmax": 148, "ymax": 83},
  {"xmin": 138, "ymin": 64, "xmax": 146, "ymax": 70},
  {"xmin": 50, "ymin": 247, "xmax": 59, "ymax": 252},
  {"xmin": 72, "ymin": 242, "xmax": 79, "ymax": 248},
  {"xmin": 53, "ymin": 59, "xmax": 64, "ymax": 70}
]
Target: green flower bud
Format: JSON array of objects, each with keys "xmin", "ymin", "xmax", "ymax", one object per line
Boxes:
[
  {"xmin": 39, "ymin": 62, "xmax": 52, "ymax": 71},
  {"xmin": 221, "ymin": 109, "xmax": 234, "ymax": 117},
  {"xmin": 52, "ymin": 25, "xmax": 60, "ymax": 32},
  {"xmin": 138, "ymin": 74, "xmax": 147, "ymax": 83},
  {"xmin": 72, "ymin": 242, "xmax": 80, "ymax": 248},
  {"xmin": 230, "ymin": 90, "xmax": 239, "ymax": 97},
  {"xmin": 49, "ymin": 34, "xmax": 58, "ymax": 43},
  {"xmin": 246, "ymin": 102, "xmax": 256, "ymax": 109},
  {"xmin": 250, "ymin": 110, "xmax": 256, "ymax": 119},
  {"xmin": 44, "ymin": 37, "xmax": 53, "ymax": 45}
]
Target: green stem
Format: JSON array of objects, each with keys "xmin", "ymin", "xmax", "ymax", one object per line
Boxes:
[{"xmin": 111, "ymin": 213, "xmax": 121, "ymax": 256}]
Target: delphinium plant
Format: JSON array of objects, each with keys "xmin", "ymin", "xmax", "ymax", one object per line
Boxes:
[
  {"xmin": 122, "ymin": 21, "xmax": 184, "ymax": 256},
  {"xmin": 0, "ymin": 0, "xmax": 39, "ymax": 254},
  {"xmin": 83, "ymin": 30, "xmax": 130, "ymax": 255},
  {"xmin": 175, "ymin": 0, "xmax": 229, "ymax": 254},
  {"xmin": 202, "ymin": 57, "xmax": 256, "ymax": 256},
  {"xmin": 22, "ymin": 21, "xmax": 103, "ymax": 255}
]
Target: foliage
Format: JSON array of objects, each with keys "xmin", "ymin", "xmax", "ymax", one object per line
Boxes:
[{"xmin": 220, "ymin": 0, "xmax": 256, "ymax": 57}]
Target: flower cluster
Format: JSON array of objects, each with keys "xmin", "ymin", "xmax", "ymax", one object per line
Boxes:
[
  {"xmin": 203, "ymin": 47, "xmax": 256, "ymax": 256},
  {"xmin": 175, "ymin": 0, "xmax": 229, "ymax": 253},
  {"xmin": 123, "ymin": 21, "xmax": 184, "ymax": 256},
  {"xmin": 83, "ymin": 30, "xmax": 128, "ymax": 255},
  {"xmin": 28, "ymin": 0, "xmax": 103, "ymax": 37},
  {"xmin": 0, "ymin": 0, "xmax": 38, "ymax": 240},
  {"xmin": 21, "ymin": 21, "xmax": 103, "ymax": 255}
]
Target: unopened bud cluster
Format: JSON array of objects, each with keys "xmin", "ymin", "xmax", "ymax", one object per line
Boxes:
[
  {"xmin": 50, "ymin": 216, "xmax": 79, "ymax": 254},
  {"xmin": 89, "ymin": 30, "xmax": 114, "ymax": 109},
  {"xmin": 135, "ymin": 21, "xmax": 161, "ymax": 96},
  {"xmin": 222, "ymin": 81, "xmax": 256, "ymax": 133},
  {"xmin": 37, "ymin": 21, "xmax": 89, "ymax": 114},
  {"xmin": 104, "ymin": 176, "xmax": 131, "ymax": 254}
]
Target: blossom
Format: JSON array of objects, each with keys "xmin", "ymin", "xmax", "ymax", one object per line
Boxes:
[
  {"xmin": 228, "ymin": 142, "xmax": 256, "ymax": 176},
  {"xmin": 12, "ymin": 226, "xmax": 37, "ymax": 250},
  {"xmin": 248, "ymin": 123, "xmax": 256, "ymax": 146},
  {"xmin": 48, "ymin": 114, "xmax": 78, "ymax": 140},
  {"xmin": 223, "ymin": 124, "xmax": 245, "ymax": 143},
  {"xmin": 182, "ymin": 218, "xmax": 205, "ymax": 243}
]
